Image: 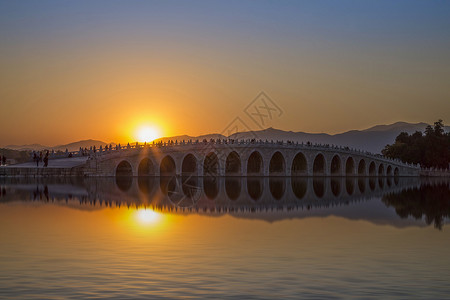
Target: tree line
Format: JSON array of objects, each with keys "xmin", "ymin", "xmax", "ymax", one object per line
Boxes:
[{"xmin": 382, "ymin": 120, "xmax": 450, "ymax": 169}]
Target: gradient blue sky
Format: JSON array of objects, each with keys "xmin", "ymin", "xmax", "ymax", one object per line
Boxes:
[{"xmin": 1, "ymin": 0, "xmax": 449, "ymax": 145}]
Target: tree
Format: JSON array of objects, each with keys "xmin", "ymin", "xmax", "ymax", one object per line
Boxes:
[{"xmin": 382, "ymin": 120, "xmax": 450, "ymax": 169}]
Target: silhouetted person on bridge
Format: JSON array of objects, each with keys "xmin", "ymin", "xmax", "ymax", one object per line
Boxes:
[
  {"xmin": 33, "ymin": 152, "xmax": 39, "ymax": 167},
  {"xmin": 43, "ymin": 151, "xmax": 49, "ymax": 167},
  {"xmin": 2, "ymin": 155, "xmax": 6, "ymax": 166}
]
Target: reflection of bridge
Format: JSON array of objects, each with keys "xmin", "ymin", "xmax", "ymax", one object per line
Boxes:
[
  {"xmin": 0, "ymin": 176, "xmax": 421, "ymax": 211},
  {"xmin": 3, "ymin": 177, "xmax": 447, "ymax": 228},
  {"xmin": 85, "ymin": 140, "xmax": 420, "ymax": 177}
]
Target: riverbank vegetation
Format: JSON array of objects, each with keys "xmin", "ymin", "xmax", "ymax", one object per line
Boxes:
[{"xmin": 382, "ymin": 120, "xmax": 449, "ymax": 169}]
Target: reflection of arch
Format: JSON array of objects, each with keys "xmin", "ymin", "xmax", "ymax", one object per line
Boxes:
[
  {"xmin": 247, "ymin": 178, "xmax": 263, "ymax": 201},
  {"xmin": 269, "ymin": 152, "xmax": 285, "ymax": 175},
  {"xmin": 116, "ymin": 160, "xmax": 132, "ymax": 177},
  {"xmin": 331, "ymin": 178, "xmax": 341, "ymax": 197},
  {"xmin": 330, "ymin": 155, "xmax": 341, "ymax": 175},
  {"xmin": 378, "ymin": 177, "xmax": 384, "ymax": 188},
  {"xmin": 313, "ymin": 154, "xmax": 325, "ymax": 175},
  {"xmin": 358, "ymin": 178, "xmax": 365, "ymax": 193},
  {"xmin": 291, "ymin": 177, "xmax": 307, "ymax": 199},
  {"xmin": 138, "ymin": 177, "xmax": 156, "ymax": 195},
  {"xmin": 203, "ymin": 177, "xmax": 218, "ymax": 200},
  {"xmin": 203, "ymin": 152, "xmax": 219, "ymax": 176},
  {"xmin": 346, "ymin": 178, "xmax": 354, "ymax": 195},
  {"xmin": 387, "ymin": 165, "xmax": 392, "ymax": 176},
  {"xmin": 386, "ymin": 177, "xmax": 392, "ymax": 187},
  {"xmin": 369, "ymin": 178, "xmax": 376, "ymax": 191},
  {"xmin": 160, "ymin": 176, "xmax": 177, "ymax": 196},
  {"xmin": 160, "ymin": 155, "xmax": 176, "ymax": 175},
  {"xmin": 225, "ymin": 151, "xmax": 241, "ymax": 175},
  {"xmin": 182, "ymin": 176, "xmax": 199, "ymax": 198},
  {"xmin": 313, "ymin": 178, "xmax": 325, "ymax": 198},
  {"xmin": 345, "ymin": 157, "xmax": 355, "ymax": 176},
  {"xmin": 182, "ymin": 154, "xmax": 197, "ymax": 175},
  {"xmin": 378, "ymin": 164, "xmax": 384, "ymax": 176},
  {"xmin": 358, "ymin": 159, "xmax": 366, "ymax": 176},
  {"xmin": 291, "ymin": 152, "xmax": 307, "ymax": 175},
  {"xmin": 138, "ymin": 158, "xmax": 154, "ymax": 176},
  {"xmin": 247, "ymin": 151, "xmax": 263, "ymax": 175},
  {"xmin": 116, "ymin": 176, "xmax": 132, "ymax": 192},
  {"xmin": 225, "ymin": 178, "xmax": 241, "ymax": 200},
  {"xmin": 269, "ymin": 177, "xmax": 285, "ymax": 200},
  {"xmin": 369, "ymin": 162, "xmax": 376, "ymax": 176}
]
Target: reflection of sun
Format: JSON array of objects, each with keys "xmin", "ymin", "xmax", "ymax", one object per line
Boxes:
[
  {"xmin": 136, "ymin": 209, "xmax": 160, "ymax": 224},
  {"xmin": 136, "ymin": 126, "xmax": 160, "ymax": 143}
]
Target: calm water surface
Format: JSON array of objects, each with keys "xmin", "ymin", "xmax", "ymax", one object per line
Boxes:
[{"xmin": 0, "ymin": 177, "xmax": 449, "ymax": 299}]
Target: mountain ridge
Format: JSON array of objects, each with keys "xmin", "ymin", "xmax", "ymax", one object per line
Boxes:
[{"xmin": 3, "ymin": 122, "xmax": 449, "ymax": 154}]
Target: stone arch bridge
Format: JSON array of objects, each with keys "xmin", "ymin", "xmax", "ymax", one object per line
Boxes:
[{"xmin": 85, "ymin": 140, "xmax": 420, "ymax": 177}]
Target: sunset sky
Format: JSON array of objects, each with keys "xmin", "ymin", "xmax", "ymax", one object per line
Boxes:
[{"xmin": 1, "ymin": 0, "xmax": 449, "ymax": 146}]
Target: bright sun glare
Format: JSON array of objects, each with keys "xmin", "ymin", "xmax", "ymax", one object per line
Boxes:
[
  {"xmin": 136, "ymin": 126, "xmax": 160, "ymax": 143},
  {"xmin": 136, "ymin": 209, "xmax": 160, "ymax": 224}
]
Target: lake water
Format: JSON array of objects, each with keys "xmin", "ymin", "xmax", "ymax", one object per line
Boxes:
[{"xmin": 0, "ymin": 177, "xmax": 449, "ymax": 299}]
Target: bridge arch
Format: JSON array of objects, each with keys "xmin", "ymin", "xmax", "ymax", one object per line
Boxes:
[
  {"xmin": 378, "ymin": 164, "xmax": 384, "ymax": 176},
  {"xmin": 182, "ymin": 153, "xmax": 197, "ymax": 175},
  {"xmin": 269, "ymin": 151, "xmax": 286, "ymax": 175},
  {"xmin": 313, "ymin": 153, "xmax": 326, "ymax": 176},
  {"xmin": 330, "ymin": 155, "xmax": 341, "ymax": 175},
  {"xmin": 387, "ymin": 165, "xmax": 393, "ymax": 176},
  {"xmin": 358, "ymin": 159, "xmax": 366, "ymax": 176},
  {"xmin": 394, "ymin": 167, "xmax": 399, "ymax": 177},
  {"xmin": 345, "ymin": 157, "xmax": 355, "ymax": 176},
  {"xmin": 225, "ymin": 151, "xmax": 241, "ymax": 175},
  {"xmin": 203, "ymin": 152, "xmax": 219, "ymax": 176},
  {"xmin": 116, "ymin": 160, "xmax": 133, "ymax": 177},
  {"xmin": 291, "ymin": 152, "xmax": 307, "ymax": 175},
  {"xmin": 247, "ymin": 151, "xmax": 263, "ymax": 175},
  {"xmin": 369, "ymin": 161, "xmax": 376, "ymax": 176},
  {"xmin": 160, "ymin": 155, "xmax": 176, "ymax": 176},
  {"xmin": 138, "ymin": 158, "xmax": 154, "ymax": 176}
]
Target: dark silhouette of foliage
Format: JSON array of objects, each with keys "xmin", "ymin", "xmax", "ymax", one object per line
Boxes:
[
  {"xmin": 382, "ymin": 120, "xmax": 450, "ymax": 168},
  {"xmin": 382, "ymin": 182, "xmax": 450, "ymax": 230}
]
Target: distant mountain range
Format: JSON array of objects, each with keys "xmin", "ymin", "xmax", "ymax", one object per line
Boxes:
[
  {"xmin": 3, "ymin": 122, "xmax": 449, "ymax": 154},
  {"xmin": 154, "ymin": 121, "xmax": 449, "ymax": 154},
  {"xmin": 4, "ymin": 139, "xmax": 112, "ymax": 152}
]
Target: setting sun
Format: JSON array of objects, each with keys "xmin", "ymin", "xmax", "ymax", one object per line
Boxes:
[{"xmin": 136, "ymin": 126, "xmax": 160, "ymax": 143}]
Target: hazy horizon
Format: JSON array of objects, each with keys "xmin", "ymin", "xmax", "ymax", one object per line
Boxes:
[{"xmin": 1, "ymin": 120, "xmax": 445, "ymax": 148}]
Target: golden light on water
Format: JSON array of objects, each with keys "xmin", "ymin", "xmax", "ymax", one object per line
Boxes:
[
  {"xmin": 135, "ymin": 209, "xmax": 161, "ymax": 225},
  {"xmin": 135, "ymin": 125, "xmax": 161, "ymax": 143}
]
